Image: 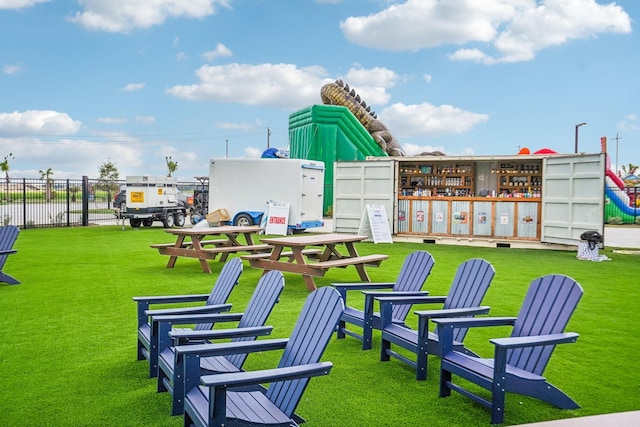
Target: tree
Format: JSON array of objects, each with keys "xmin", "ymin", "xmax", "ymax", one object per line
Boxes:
[
  {"xmin": 97, "ymin": 160, "xmax": 120, "ymax": 195},
  {"xmin": 165, "ymin": 156, "xmax": 178, "ymax": 177},
  {"xmin": 0, "ymin": 153, "xmax": 14, "ymax": 202},
  {"xmin": 39, "ymin": 167, "xmax": 54, "ymax": 202},
  {"xmin": 621, "ymin": 163, "xmax": 639, "ymax": 176}
]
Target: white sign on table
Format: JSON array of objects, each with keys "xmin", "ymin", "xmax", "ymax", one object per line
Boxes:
[{"xmin": 358, "ymin": 204, "xmax": 393, "ymax": 243}]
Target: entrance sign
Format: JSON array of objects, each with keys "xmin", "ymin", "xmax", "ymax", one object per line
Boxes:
[
  {"xmin": 358, "ymin": 204, "xmax": 393, "ymax": 243},
  {"xmin": 264, "ymin": 203, "xmax": 290, "ymax": 236}
]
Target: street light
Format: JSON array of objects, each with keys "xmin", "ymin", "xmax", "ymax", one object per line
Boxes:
[{"xmin": 574, "ymin": 122, "xmax": 587, "ymax": 153}]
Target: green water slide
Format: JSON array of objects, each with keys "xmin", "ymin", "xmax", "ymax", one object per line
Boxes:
[{"xmin": 289, "ymin": 105, "xmax": 388, "ymax": 214}]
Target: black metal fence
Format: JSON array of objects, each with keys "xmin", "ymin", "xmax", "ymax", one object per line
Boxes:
[
  {"xmin": 605, "ymin": 186, "xmax": 639, "ymax": 224},
  {"xmin": 0, "ymin": 177, "xmax": 200, "ymax": 229}
]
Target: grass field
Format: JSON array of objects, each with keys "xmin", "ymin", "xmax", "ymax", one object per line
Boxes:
[{"xmin": 0, "ymin": 226, "xmax": 639, "ymax": 426}]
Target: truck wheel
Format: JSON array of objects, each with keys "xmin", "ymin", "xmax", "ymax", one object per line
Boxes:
[
  {"xmin": 162, "ymin": 214, "xmax": 175, "ymax": 228},
  {"xmin": 143, "ymin": 219, "xmax": 153, "ymax": 227},
  {"xmin": 130, "ymin": 218, "xmax": 142, "ymax": 228},
  {"xmin": 174, "ymin": 212, "xmax": 186, "ymax": 227},
  {"xmin": 234, "ymin": 213, "xmax": 254, "ymax": 226}
]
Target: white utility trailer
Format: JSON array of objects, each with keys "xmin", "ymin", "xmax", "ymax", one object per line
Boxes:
[
  {"xmin": 208, "ymin": 158, "xmax": 325, "ymax": 233},
  {"xmin": 116, "ymin": 175, "xmax": 188, "ymax": 228}
]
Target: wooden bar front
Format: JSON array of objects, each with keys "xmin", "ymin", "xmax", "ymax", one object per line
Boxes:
[{"xmin": 397, "ymin": 196, "xmax": 542, "ymax": 241}]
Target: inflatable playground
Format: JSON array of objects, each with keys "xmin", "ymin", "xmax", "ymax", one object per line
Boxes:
[{"xmin": 605, "ymin": 158, "xmax": 640, "ymax": 224}]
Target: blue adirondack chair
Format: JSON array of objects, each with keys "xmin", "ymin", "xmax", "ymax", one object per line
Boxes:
[
  {"xmin": 378, "ymin": 258, "xmax": 495, "ymax": 380},
  {"xmin": 333, "ymin": 250, "xmax": 435, "ymax": 350},
  {"xmin": 132, "ymin": 257, "xmax": 242, "ymax": 378},
  {"xmin": 434, "ymin": 274, "xmax": 583, "ymax": 424},
  {"xmin": 0, "ymin": 225, "xmax": 20, "ymax": 285},
  {"xmin": 154, "ymin": 270, "xmax": 285, "ymax": 415},
  {"xmin": 178, "ymin": 286, "xmax": 345, "ymax": 427}
]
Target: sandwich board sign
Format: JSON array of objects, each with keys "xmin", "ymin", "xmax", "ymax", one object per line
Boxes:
[
  {"xmin": 264, "ymin": 202, "xmax": 290, "ymax": 236},
  {"xmin": 358, "ymin": 204, "xmax": 393, "ymax": 243}
]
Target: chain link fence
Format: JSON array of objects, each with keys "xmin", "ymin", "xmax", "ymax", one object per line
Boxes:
[{"xmin": 0, "ymin": 177, "xmax": 200, "ymax": 228}]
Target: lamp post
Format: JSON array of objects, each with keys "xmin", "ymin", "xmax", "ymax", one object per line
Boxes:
[{"xmin": 574, "ymin": 122, "xmax": 587, "ymax": 153}]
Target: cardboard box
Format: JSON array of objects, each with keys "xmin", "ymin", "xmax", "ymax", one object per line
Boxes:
[{"xmin": 206, "ymin": 208, "xmax": 230, "ymax": 224}]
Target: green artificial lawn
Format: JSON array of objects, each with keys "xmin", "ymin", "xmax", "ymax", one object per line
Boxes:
[{"xmin": 1, "ymin": 226, "xmax": 639, "ymax": 426}]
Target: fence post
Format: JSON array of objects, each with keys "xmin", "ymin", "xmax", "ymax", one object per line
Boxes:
[
  {"xmin": 22, "ymin": 178, "xmax": 27, "ymax": 228},
  {"xmin": 82, "ymin": 176, "xmax": 89, "ymax": 226},
  {"xmin": 66, "ymin": 179, "xmax": 71, "ymax": 227}
]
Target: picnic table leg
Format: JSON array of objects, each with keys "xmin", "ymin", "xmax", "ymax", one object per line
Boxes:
[
  {"xmin": 166, "ymin": 235, "xmax": 185, "ymax": 269},
  {"xmin": 292, "ymin": 248, "xmax": 318, "ymax": 292},
  {"xmin": 217, "ymin": 232, "xmax": 246, "ymax": 263},
  {"xmin": 345, "ymin": 242, "xmax": 371, "ymax": 282},
  {"xmin": 191, "ymin": 235, "xmax": 213, "ymax": 274}
]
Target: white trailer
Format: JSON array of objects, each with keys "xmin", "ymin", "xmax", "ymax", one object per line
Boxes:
[
  {"xmin": 117, "ymin": 175, "xmax": 188, "ymax": 228},
  {"xmin": 207, "ymin": 158, "xmax": 325, "ymax": 232}
]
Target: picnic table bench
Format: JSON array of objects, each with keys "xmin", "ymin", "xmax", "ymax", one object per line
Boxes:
[
  {"xmin": 242, "ymin": 233, "xmax": 387, "ymax": 291},
  {"xmin": 152, "ymin": 225, "xmax": 264, "ymax": 273}
]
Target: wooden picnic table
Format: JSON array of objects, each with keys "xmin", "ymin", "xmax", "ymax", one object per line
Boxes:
[
  {"xmin": 151, "ymin": 225, "xmax": 270, "ymax": 274},
  {"xmin": 241, "ymin": 233, "xmax": 388, "ymax": 291}
]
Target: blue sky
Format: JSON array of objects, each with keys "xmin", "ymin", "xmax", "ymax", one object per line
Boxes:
[{"xmin": 0, "ymin": 0, "xmax": 638, "ymax": 181}]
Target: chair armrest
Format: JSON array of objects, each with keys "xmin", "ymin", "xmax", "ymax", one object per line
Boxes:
[
  {"xmin": 435, "ymin": 317, "xmax": 517, "ymax": 356},
  {"xmin": 333, "ymin": 282, "xmax": 395, "ymax": 306},
  {"xmin": 365, "ymin": 291, "xmax": 431, "ymax": 299},
  {"xmin": 145, "ymin": 303, "xmax": 231, "ymax": 317},
  {"xmin": 332, "ymin": 282, "xmax": 395, "ymax": 291},
  {"xmin": 432, "ymin": 316, "xmax": 517, "ymax": 329},
  {"xmin": 170, "ymin": 326, "xmax": 274, "ymax": 344},
  {"xmin": 415, "ymin": 306, "xmax": 490, "ymax": 319},
  {"xmin": 132, "ymin": 294, "xmax": 209, "ymax": 304},
  {"xmin": 491, "ymin": 333, "xmax": 579, "ymax": 378},
  {"xmin": 377, "ymin": 293, "xmax": 435, "ymax": 328},
  {"xmin": 375, "ymin": 294, "xmax": 441, "ymax": 305},
  {"xmin": 0, "ymin": 249, "xmax": 17, "ymax": 256},
  {"xmin": 491, "ymin": 332, "xmax": 579, "ymax": 349},
  {"xmin": 175, "ymin": 337, "xmax": 289, "ymax": 357},
  {"xmin": 134, "ymin": 294, "xmax": 213, "ymax": 328},
  {"xmin": 152, "ymin": 312, "xmax": 243, "ymax": 325},
  {"xmin": 201, "ymin": 361, "xmax": 333, "ymax": 388}
]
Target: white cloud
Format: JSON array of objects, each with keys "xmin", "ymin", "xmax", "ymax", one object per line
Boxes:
[
  {"xmin": 216, "ymin": 120, "xmax": 260, "ymax": 131},
  {"xmin": 0, "ymin": 0, "xmax": 49, "ymax": 10},
  {"xmin": 68, "ymin": 0, "xmax": 232, "ymax": 33},
  {"xmin": 338, "ymin": 67, "xmax": 400, "ymax": 105},
  {"xmin": 176, "ymin": 52, "xmax": 188, "ymax": 61},
  {"xmin": 448, "ymin": 48, "xmax": 496, "ymax": 64},
  {"xmin": 423, "ymin": 74, "xmax": 432, "ymax": 84},
  {"xmin": 1, "ymin": 136, "xmax": 146, "ymax": 179},
  {"xmin": 380, "ymin": 102, "xmax": 489, "ymax": 138},
  {"xmin": 341, "ymin": 0, "xmax": 631, "ymax": 64},
  {"xmin": 618, "ymin": 114, "xmax": 639, "ymax": 132},
  {"xmin": 135, "ymin": 115, "xmax": 155, "ymax": 124},
  {"xmin": 401, "ymin": 143, "xmax": 448, "ymax": 156},
  {"xmin": 167, "ymin": 63, "xmax": 330, "ymax": 109},
  {"xmin": 202, "ymin": 43, "xmax": 233, "ymax": 61},
  {"xmin": 0, "ymin": 110, "xmax": 81, "ymax": 135},
  {"xmin": 243, "ymin": 147, "xmax": 263, "ymax": 158},
  {"xmin": 3, "ymin": 63, "xmax": 24, "ymax": 75},
  {"xmin": 97, "ymin": 117, "xmax": 127, "ymax": 124},
  {"xmin": 122, "ymin": 82, "xmax": 145, "ymax": 92}
]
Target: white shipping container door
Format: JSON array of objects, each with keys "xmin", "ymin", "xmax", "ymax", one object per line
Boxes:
[
  {"xmin": 333, "ymin": 160, "xmax": 397, "ymax": 234},
  {"xmin": 541, "ymin": 153, "xmax": 605, "ymax": 245},
  {"xmin": 300, "ymin": 162, "xmax": 325, "ymax": 221}
]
